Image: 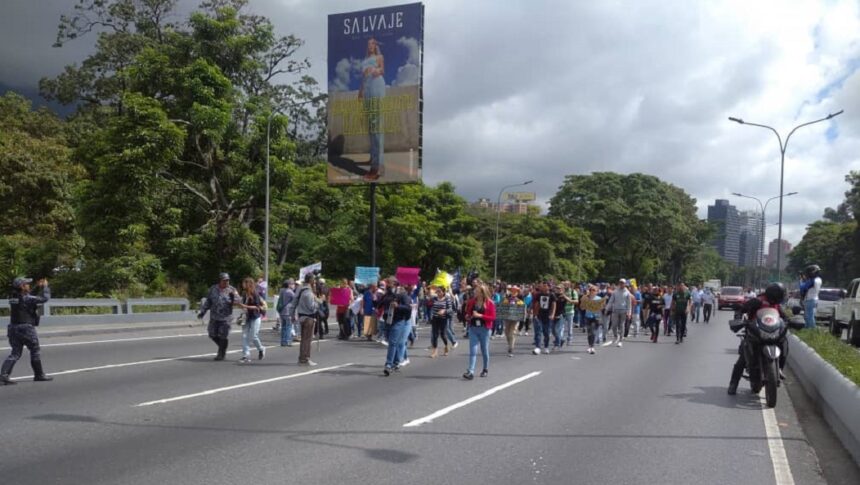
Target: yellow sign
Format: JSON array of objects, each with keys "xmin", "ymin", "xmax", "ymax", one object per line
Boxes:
[{"xmin": 505, "ymin": 191, "xmax": 536, "ymax": 203}]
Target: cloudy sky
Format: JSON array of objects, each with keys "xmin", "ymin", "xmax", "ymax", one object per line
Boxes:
[{"xmin": 2, "ymin": 0, "xmax": 859, "ymax": 246}]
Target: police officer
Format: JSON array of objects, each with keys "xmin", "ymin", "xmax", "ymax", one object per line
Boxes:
[
  {"xmin": 198, "ymin": 273, "xmax": 241, "ymax": 361},
  {"xmin": 727, "ymin": 283, "xmax": 788, "ymax": 395},
  {"xmin": 1, "ymin": 277, "xmax": 53, "ymax": 385}
]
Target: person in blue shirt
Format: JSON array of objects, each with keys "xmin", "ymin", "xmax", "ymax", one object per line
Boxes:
[{"xmin": 362, "ymin": 284, "xmax": 377, "ymax": 341}]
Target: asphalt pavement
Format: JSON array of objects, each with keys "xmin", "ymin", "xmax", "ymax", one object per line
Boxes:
[{"xmin": 0, "ymin": 311, "xmax": 842, "ymax": 484}]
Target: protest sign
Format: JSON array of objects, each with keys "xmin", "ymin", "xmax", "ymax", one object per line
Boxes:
[
  {"xmin": 354, "ymin": 266, "xmax": 380, "ymax": 286},
  {"xmin": 395, "ymin": 267, "xmax": 420, "ymax": 286},
  {"xmin": 299, "ymin": 262, "xmax": 322, "ymax": 281},
  {"xmin": 329, "ymin": 287, "xmax": 352, "ymax": 306},
  {"xmin": 496, "ymin": 303, "xmax": 526, "ymax": 321}
]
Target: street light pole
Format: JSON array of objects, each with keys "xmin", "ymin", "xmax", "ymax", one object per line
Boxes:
[
  {"xmin": 264, "ymin": 110, "xmax": 282, "ymax": 296},
  {"xmin": 728, "ymin": 110, "xmax": 843, "ymax": 281},
  {"xmin": 493, "ymin": 180, "xmax": 533, "ymax": 285},
  {"xmin": 732, "ymin": 191, "xmax": 798, "ymax": 288}
]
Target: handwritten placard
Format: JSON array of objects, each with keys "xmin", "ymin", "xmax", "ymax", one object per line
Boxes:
[
  {"xmin": 329, "ymin": 287, "xmax": 351, "ymax": 306},
  {"xmin": 354, "ymin": 266, "xmax": 380, "ymax": 286},
  {"xmin": 395, "ymin": 267, "xmax": 420, "ymax": 286}
]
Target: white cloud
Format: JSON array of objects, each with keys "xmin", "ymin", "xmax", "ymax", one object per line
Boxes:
[
  {"xmin": 331, "ymin": 57, "xmax": 361, "ymax": 92},
  {"xmin": 392, "ymin": 36, "xmax": 420, "ymax": 86}
]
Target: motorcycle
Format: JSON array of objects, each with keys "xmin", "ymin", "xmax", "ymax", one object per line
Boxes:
[{"xmin": 729, "ymin": 307, "xmax": 788, "ymax": 407}]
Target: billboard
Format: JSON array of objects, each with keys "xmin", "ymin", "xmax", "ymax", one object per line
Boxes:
[
  {"xmin": 327, "ymin": 3, "xmax": 424, "ymax": 185},
  {"xmin": 505, "ymin": 192, "xmax": 536, "ymax": 203}
]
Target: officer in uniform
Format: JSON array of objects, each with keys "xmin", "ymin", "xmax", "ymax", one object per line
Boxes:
[
  {"xmin": 198, "ymin": 273, "xmax": 241, "ymax": 361},
  {"xmin": 1, "ymin": 277, "xmax": 53, "ymax": 385}
]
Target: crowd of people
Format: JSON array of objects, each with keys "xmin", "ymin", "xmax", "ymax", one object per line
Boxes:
[{"xmin": 258, "ymin": 274, "xmax": 722, "ymax": 379}]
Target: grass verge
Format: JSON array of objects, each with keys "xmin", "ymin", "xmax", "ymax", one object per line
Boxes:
[{"xmin": 794, "ymin": 328, "xmax": 860, "ymax": 387}]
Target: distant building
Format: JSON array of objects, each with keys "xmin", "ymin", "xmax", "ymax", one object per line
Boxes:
[
  {"xmin": 472, "ymin": 193, "xmax": 538, "ymax": 215},
  {"xmin": 708, "ymin": 199, "xmax": 741, "ymax": 266},
  {"xmin": 766, "ymin": 239, "xmax": 792, "ymax": 270},
  {"xmin": 738, "ymin": 210, "xmax": 764, "ymax": 268}
]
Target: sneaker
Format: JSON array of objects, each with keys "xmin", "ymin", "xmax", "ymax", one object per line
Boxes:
[
  {"xmin": 298, "ymin": 360, "xmax": 318, "ymax": 367},
  {"xmin": 383, "ymin": 367, "xmax": 391, "ymax": 376},
  {"xmin": 400, "ymin": 359, "xmax": 411, "ymax": 367},
  {"xmin": 452, "ymin": 342, "xmax": 459, "ymax": 349},
  {"xmin": 544, "ymin": 347, "xmax": 551, "ymax": 355},
  {"xmin": 463, "ymin": 371, "xmax": 474, "ymax": 380},
  {"xmin": 480, "ymin": 369, "xmax": 488, "ymax": 378},
  {"xmin": 238, "ymin": 357, "xmax": 251, "ymax": 364},
  {"xmin": 378, "ymin": 339, "xmax": 389, "ymax": 347},
  {"xmin": 524, "ymin": 331, "xmax": 529, "ymax": 336},
  {"xmin": 258, "ymin": 348, "xmax": 266, "ymax": 360},
  {"xmin": 617, "ymin": 342, "xmax": 623, "ymax": 348},
  {"xmin": 532, "ymin": 347, "xmax": 541, "ymax": 355}
]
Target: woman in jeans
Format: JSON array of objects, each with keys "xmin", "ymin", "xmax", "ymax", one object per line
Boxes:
[
  {"xmin": 239, "ymin": 277, "xmax": 266, "ymax": 363},
  {"xmin": 463, "ymin": 282, "xmax": 496, "ymax": 380},
  {"xmin": 581, "ymin": 285, "xmax": 605, "ymax": 355}
]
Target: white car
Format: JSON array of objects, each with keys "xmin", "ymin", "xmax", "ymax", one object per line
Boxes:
[
  {"xmin": 830, "ymin": 279, "xmax": 860, "ymax": 346},
  {"xmin": 786, "ymin": 288, "xmax": 844, "ymax": 323}
]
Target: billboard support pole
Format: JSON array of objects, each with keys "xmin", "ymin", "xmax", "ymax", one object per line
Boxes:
[{"xmin": 370, "ymin": 183, "xmax": 377, "ymax": 267}]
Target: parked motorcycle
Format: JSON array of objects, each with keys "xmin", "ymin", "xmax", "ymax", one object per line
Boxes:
[{"xmin": 729, "ymin": 307, "xmax": 788, "ymax": 407}]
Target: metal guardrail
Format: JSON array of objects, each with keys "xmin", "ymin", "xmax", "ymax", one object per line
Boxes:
[
  {"xmin": 126, "ymin": 298, "xmax": 190, "ymax": 314},
  {"xmin": 44, "ymin": 298, "xmax": 122, "ymax": 316}
]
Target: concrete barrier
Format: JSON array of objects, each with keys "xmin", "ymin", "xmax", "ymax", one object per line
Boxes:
[
  {"xmin": 126, "ymin": 298, "xmax": 190, "ymax": 314},
  {"xmin": 787, "ymin": 333, "xmax": 860, "ymax": 466}
]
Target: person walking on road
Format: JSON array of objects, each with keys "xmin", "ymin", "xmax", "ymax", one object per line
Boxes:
[
  {"xmin": 239, "ymin": 277, "xmax": 266, "ymax": 363},
  {"xmin": 702, "ymin": 287, "xmax": 715, "ymax": 324},
  {"xmin": 503, "ymin": 286, "xmax": 524, "ymax": 357},
  {"xmin": 531, "ymin": 282, "xmax": 556, "ymax": 355},
  {"xmin": 581, "ymin": 285, "xmax": 605, "ymax": 355},
  {"xmin": 690, "ymin": 285, "xmax": 703, "ymax": 323},
  {"xmin": 277, "ymin": 279, "xmax": 296, "ymax": 346},
  {"xmin": 463, "ymin": 283, "xmax": 496, "ymax": 379},
  {"xmin": 606, "ymin": 279, "xmax": 635, "ymax": 347},
  {"xmin": 428, "ymin": 286, "xmax": 452, "ymax": 358},
  {"xmin": 382, "ymin": 280, "xmax": 413, "ymax": 376},
  {"xmin": 198, "ymin": 273, "xmax": 241, "ymax": 361},
  {"xmin": 295, "ymin": 273, "xmax": 321, "ymax": 366},
  {"xmin": 1, "ymin": 277, "xmax": 52, "ymax": 385},
  {"xmin": 672, "ymin": 283, "xmax": 692, "ymax": 344}
]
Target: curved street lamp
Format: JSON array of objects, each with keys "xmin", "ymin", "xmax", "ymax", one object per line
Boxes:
[{"xmin": 728, "ymin": 110, "xmax": 843, "ymax": 281}]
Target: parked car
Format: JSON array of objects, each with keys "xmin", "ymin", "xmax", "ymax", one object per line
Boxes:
[
  {"xmin": 718, "ymin": 286, "xmax": 746, "ymax": 310},
  {"xmin": 830, "ymin": 278, "xmax": 860, "ymax": 347},
  {"xmin": 786, "ymin": 288, "xmax": 844, "ymax": 322}
]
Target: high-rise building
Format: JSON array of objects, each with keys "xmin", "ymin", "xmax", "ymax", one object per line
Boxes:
[
  {"xmin": 766, "ymin": 239, "xmax": 792, "ymax": 270},
  {"xmin": 738, "ymin": 210, "xmax": 764, "ymax": 268},
  {"xmin": 708, "ymin": 199, "xmax": 741, "ymax": 265}
]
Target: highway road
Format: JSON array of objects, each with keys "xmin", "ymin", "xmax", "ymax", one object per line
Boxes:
[{"xmin": 0, "ymin": 311, "xmax": 844, "ymax": 484}]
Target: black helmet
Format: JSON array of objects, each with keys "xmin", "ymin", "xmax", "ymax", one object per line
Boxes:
[
  {"xmin": 804, "ymin": 264, "xmax": 821, "ymax": 278},
  {"xmin": 764, "ymin": 283, "xmax": 786, "ymax": 305}
]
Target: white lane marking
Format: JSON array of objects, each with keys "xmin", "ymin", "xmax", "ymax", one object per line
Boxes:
[
  {"xmin": 0, "ymin": 331, "xmax": 242, "ymax": 350},
  {"xmin": 135, "ymin": 363, "xmax": 354, "ymax": 407},
  {"xmin": 403, "ymin": 371, "xmax": 541, "ymax": 428},
  {"xmin": 761, "ymin": 397, "xmax": 795, "ymax": 485},
  {"xmin": 9, "ymin": 341, "xmax": 329, "ymax": 381}
]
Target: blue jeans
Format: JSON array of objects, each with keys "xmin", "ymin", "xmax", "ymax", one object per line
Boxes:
[
  {"xmin": 563, "ymin": 313, "xmax": 575, "ymax": 343},
  {"xmin": 533, "ymin": 317, "xmax": 551, "ymax": 349},
  {"xmin": 446, "ymin": 317, "xmax": 457, "ymax": 344},
  {"xmin": 804, "ymin": 299, "xmax": 817, "ymax": 329},
  {"xmin": 385, "ymin": 319, "xmax": 410, "ymax": 368},
  {"xmin": 377, "ymin": 315, "xmax": 388, "ymax": 341},
  {"xmin": 468, "ymin": 325, "xmax": 490, "ymax": 373},
  {"xmin": 242, "ymin": 317, "xmax": 264, "ymax": 357},
  {"xmin": 552, "ymin": 317, "xmax": 564, "ymax": 347},
  {"xmin": 280, "ymin": 315, "xmax": 294, "ymax": 346}
]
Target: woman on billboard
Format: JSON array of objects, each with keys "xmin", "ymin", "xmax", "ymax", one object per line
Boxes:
[{"xmin": 359, "ymin": 37, "xmax": 385, "ymax": 181}]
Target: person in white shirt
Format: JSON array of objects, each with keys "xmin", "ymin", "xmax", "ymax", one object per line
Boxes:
[
  {"xmin": 800, "ymin": 264, "xmax": 823, "ymax": 329},
  {"xmin": 606, "ymin": 279, "xmax": 636, "ymax": 347},
  {"xmin": 701, "ymin": 288, "xmax": 716, "ymax": 323}
]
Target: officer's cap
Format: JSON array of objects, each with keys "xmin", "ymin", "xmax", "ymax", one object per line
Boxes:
[
  {"xmin": 12, "ymin": 277, "xmax": 33, "ymax": 289},
  {"xmin": 218, "ymin": 272, "xmax": 230, "ymax": 281}
]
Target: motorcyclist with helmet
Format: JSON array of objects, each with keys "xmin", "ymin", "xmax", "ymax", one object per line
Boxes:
[
  {"xmin": 799, "ymin": 264, "xmax": 822, "ymax": 329},
  {"xmin": 727, "ymin": 282, "xmax": 789, "ymax": 395}
]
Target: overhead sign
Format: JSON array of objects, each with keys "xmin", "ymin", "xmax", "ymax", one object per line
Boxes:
[
  {"xmin": 326, "ymin": 3, "xmax": 424, "ymax": 185},
  {"xmin": 505, "ymin": 191, "xmax": 536, "ymax": 203}
]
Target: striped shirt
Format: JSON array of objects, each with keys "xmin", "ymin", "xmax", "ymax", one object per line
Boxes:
[{"xmin": 431, "ymin": 295, "xmax": 453, "ymax": 318}]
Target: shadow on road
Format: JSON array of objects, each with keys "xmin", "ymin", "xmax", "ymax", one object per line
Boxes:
[{"xmin": 663, "ymin": 386, "xmax": 763, "ymax": 410}]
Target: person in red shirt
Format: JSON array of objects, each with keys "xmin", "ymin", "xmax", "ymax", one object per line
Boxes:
[{"xmin": 463, "ymin": 282, "xmax": 496, "ymax": 380}]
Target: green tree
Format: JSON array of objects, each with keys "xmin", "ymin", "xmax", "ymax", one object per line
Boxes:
[
  {"xmin": 0, "ymin": 92, "xmax": 81, "ymax": 286},
  {"xmin": 549, "ymin": 172, "xmax": 706, "ymax": 282},
  {"xmin": 788, "ymin": 220, "xmax": 855, "ymax": 288}
]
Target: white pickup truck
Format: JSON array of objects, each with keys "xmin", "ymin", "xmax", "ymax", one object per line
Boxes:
[{"xmin": 830, "ymin": 278, "xmax": 860, "ymax": 347}]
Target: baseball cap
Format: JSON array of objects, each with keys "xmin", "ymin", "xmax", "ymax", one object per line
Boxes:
[
  {"xmin": 619, "ymin": 278, "xmax": 627, "ymax": 285},
  {"xmin": 12, "ymin": 277, "xmax": 33, "ymax": 289},
  {"xmin": 219, "ymin": 272, "xmax": 230, "ymax": 281}
]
